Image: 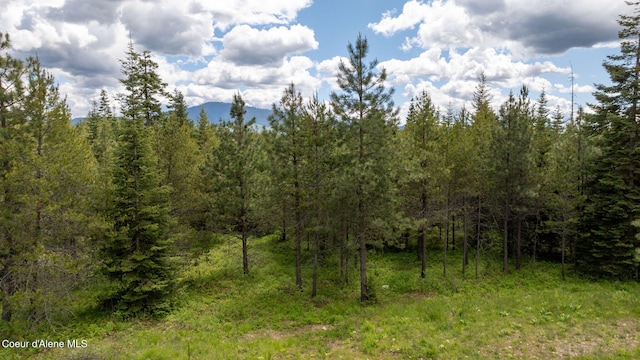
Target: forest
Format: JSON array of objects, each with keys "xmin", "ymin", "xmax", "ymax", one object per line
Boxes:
[{"xmin": 1, "ymin": 3, "xmax": 640, "ymax": 359}]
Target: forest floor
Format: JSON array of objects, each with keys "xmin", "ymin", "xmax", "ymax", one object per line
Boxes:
[{"xmin": 3, "ymin": 234, "xmax": 640, "ymax": 359}]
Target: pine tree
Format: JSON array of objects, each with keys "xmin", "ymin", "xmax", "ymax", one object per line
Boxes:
[
  {"xmin": 268, "ymin": 84, "xmax": 306, "ymax": 288},
  {"xmin": 302, "ymin": 93, "xmax": 336, "ymax": 297},
  {"xmin": 579, "ymin": 1, "xmax": 640, "ymax": 278},
  {"xmin": 118, "ymin": 42, "xmax": 166, "ymax": 127},
  {"xmin": 1, "ymin": 38, "xmax": 99, "ymax": 328},
  {"xmin": 544, "ymin": 121, "xmax": 582, "ymax": 280},
  {"xmin": 492, "ymin": 87, "xmax": 534, "ymax": 273},
  {"xmin": 85, "ymin": 90, "xmax": 117, "ymax": 165},
  {"xmin": 18, "ymin": 58, "xmax": 98, "ymax": 325},
  {"xmin": 531, "ymin": 90, "xmax": 554, "ymax": 263},
  {"xmin": 402, "ymin": 90, "xmax": 440, "ymax": 278},
  {"xmin": 330, "ymin": 34, "xmax": 399, "ymax": 301},
  {"xmin": 194, "ymin": 106, "xmax": 218, "ymax": 232},
  {"xmin": 101, "ymin": 46, "xmax": 173, "ymax": 316},
  {"xmin": 154, "ymin": 89, "xmax": 202, "ymax": 229},
  {"xmin": 206, "ymin": 93, "xmax": 259, "ymax": 274},
  {"xmin": 469, "ymin": 73, "xmax": 498, "ymax": 277},
  {"xmin": 0, "ymin": 33, "xmax": 29, "ymax": 324}
]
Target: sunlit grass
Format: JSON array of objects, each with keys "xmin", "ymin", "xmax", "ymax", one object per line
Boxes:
[{"xmin": 3, "ymin": 234, "xmax": 639, "ymax": 359}]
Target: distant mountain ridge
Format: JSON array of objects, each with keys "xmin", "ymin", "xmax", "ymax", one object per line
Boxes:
[
  {"xmin": 72, "ymin": 101, "xmax": 272, "ymax": 126},
  {"xmin": 187, "ymin": 102, "xmax": 272, "ymax": 127}
]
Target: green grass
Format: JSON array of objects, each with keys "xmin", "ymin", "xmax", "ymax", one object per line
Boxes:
[{"xmin": 2, "ymin": 234, "xmax": 640, "ymax": 359}]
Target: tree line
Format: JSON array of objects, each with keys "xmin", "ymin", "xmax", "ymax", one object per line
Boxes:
[{"xmin": 1, "ymin": 2, "xmax": 639, "ymax": 333}]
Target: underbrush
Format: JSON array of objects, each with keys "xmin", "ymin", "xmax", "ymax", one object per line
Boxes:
[{"xmin": 2, "ymin": 234, "xmax": 639, "ymax": 359}]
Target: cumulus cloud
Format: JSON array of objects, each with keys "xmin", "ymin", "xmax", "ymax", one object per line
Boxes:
[
  {"xmin": 0, "ymin": 0, "xmax": 318, "ymax": 116},
  {"xmin": 381, "ymin": 47, "xmax": 569, "ymax": 90},
  {"xmin": 0, "ymin": 0, "xmax": 623, "ymax": 120},
  {"xmin": 121, "ymin": 1, "xmax": 213, "ymax": 56},
  {"xmin": 385, "ymin": 45, "xmax": 580, "ymax": 118},
  {"xmin": 220, "ymin": 24, "xmax": 318, "ymax": 67},
  {"xmin": 198, "ymin": 0, "xmax": 312, "ymax": 31},
  {"xmin": 185, "ymin": 55, "xmax": 321, "ymax": 108},
  {"xmin": 46, "ymin": 0, "xmax": 124, "ymax": 25},
  {"xmin": 369, "ymin": 0, "xmax": 626, "ymax": 56}
]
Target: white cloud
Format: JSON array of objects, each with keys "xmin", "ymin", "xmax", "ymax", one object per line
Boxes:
[
  {"xmin": 186, "ymin": 54, "xmax": 321, "ymax": 109},
  {"xmin": 121, "ymin": 1, "xmax": 213, "ymax": 56},
  {"xmin": 554, "ymin": 83, "xmax": 595, "ymax": 94},
  {"xmin": 316, "ymin": 56, "xmax": 348, "ymax": 91},
  {"xmin": 220, "ymin": 24, "xmax": 318, "ymax": 66},
  {"xmin": 198, "ymin": 0, "xmax": 312, "ymax": 31},
  {"xmin": 369, "ymin": 0, "xmax": 626, "ymax": 57},
  {"xmin": 368, "ymin": 0, "xmax": 428, "ymax": 36},
  {"xmin": 380, "ymin": 47, "xmax": 570, "ymax": 93},
  {"xmin": 0, "ymin": 0, "xmax": 319, "ymax": 116},
  {"xmin": 0, "ymin": 0, "xmax": 623, "ymax": 120}
]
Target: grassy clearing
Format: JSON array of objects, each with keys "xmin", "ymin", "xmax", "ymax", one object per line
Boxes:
[{"xmin": 3, "ymin": 234, "xmax": 640, "ymax": 359}]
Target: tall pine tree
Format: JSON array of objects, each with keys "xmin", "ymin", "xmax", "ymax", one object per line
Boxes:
[
  {"xmin": 330, "ymin": 34, "xmax": 399, "ymax": 301},
  {"xmin": 101, "ymin": 45, "xmax": 173, "ymax": 316},
  {"xmin": 268, "ymin": 84, "xmax": 306, "ymax": 288},
  {"xmin": 206, "ymin": 93, "xmax": 259, "ymax": 275},
  {"xmin": 402, "ymin": 90, "xmax": 440, "ymax": 278},
  {"xmin": 579, "ymin": 1, "xmax": 640, "ymax": 278}
]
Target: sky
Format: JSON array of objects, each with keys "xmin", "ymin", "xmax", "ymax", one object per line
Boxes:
[{"xmin": 0, "ymin": 0, "xmax": 631, "ymax": 122}]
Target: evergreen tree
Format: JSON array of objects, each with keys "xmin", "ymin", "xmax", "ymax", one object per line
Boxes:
[
  {"xmin": 301, "ymin": 93, "xmax": 336, "ymax": 297},
  {"xmin": 330, "ymin": 34, "xmax": 399, "ymax": 301},
  {"xmin": 167, "ymin": 89, "xmax": 189, "ymax": 127},
  {"xmin": 195, "ymin": 106, "xmax": 217, "ymax": 156},
  {"xmin": 402, "ymin": 90, "xmax": 440, "ymax": 278},
  {"xmin": 101, "ymin": 46, "xmax": 173, "ymax": 316},
  {"xmin": 118, "ymin": 42, "xmax": 166, "ymax": 127},
  {"xmin": 85, "ymin": 90, "xmax": 117, "ymax": 166},
  {"xmin": 544, "ymin": 121, "xmax": 582, "ymax": 280},
  {"xmin": 579, "ymin": 1, "xmax": 640, "ymax": 278},
  {"xmin": 0, "ymin": 33, "xmax": 29, "ymax": 324},
  {"xmin": 492, "ymin": 87, "xmax": 534, "ymax": 273},
  {"xmin": 469, "ymin": 73, "xmax": 498, "ymax": 277},
  {"xmin": 206, "ymin": 93, "xmax": 259, "ymax": 274},
  {"xmin": 194, "ymin": 106, "xmax": 219, "ymax": 232},
  {"xmin": 268, "ymin": 84, "xmax": 306, "ymax": 288},
  {"xmin": 1, "ymin": 38, "xmax": 99, "ymax": 328},
  {"xmin": 531, "ymin": 90, "xmax": 554, "ymax": 262},
  {"xmin": 154, "ymin": 89, "xmax": 202, "ymax": 229},
  {"xmin": 18, "ymin": 58, "xmax": 98, "ymax": 325}
]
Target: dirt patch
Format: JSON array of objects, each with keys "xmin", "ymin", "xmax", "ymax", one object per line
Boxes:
[
  {"xmin": 409, "ymin": 292, "xmax": 434, "ymax": 301},
  {"xmin": 480, "ymin": 318, "xmax": 640, "ymax": 359},
  {"xmin": 241, "ymin": 324, "xmax": 333, "ymax": 341}
]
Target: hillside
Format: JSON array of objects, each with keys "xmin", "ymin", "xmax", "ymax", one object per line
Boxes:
[{"xmin": 187, "ymin": 102, "xmax": 272, "ymax": 127}]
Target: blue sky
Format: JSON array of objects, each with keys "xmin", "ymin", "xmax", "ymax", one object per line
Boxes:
[{"xmin": 1, "ymin": 0, "xmax": 629, "ymax": 121}]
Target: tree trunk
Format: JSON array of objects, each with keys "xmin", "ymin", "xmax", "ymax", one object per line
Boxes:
[
  {"xmin": 463, "ymin": 195, "xmax": 469, "ymax": 275},
  {"xmin": 452, "ymin": 214, "xmax": 456, "ymax": 251},
  {"xmin": 561, "ymin": 231, "xmax": 566, "ymax": 281},
  {"xmin": 312, "ymin": 233, "xmax": 318, "ymax": 297},
  {"xmin": 516, "ymin": 216, "xmax": 522, "ymax": 270},
  {"xmin": 442, "ymin": 226, "xmax": 447, "ymax": 276},
  {"xmin": 344, "ymin": 227, "xmax": 349, "ymax": 285},
  {"xmin": 476, "ymin": 196, "xmax": 481, "ymax": 278},
  {"xmin": 421, "ymin": 227, "xmax": 427, "ymax": 278},
  {"xmin": 295, "ymin": 190, "xmax": 302, "ymax": 288},
  {"xmin": 242, "ymin": 229, "xmax": 249, "ymax": 275},
  {"xmin": 281, "ymin": 202, "xmax": 286, "ymax": 242},
  {"xmin": 421, "ymin": 191, "xmax": 427, "ymax": 278},
  {"xmin": 359, "ymin": 233, "xmax": 368, "ymax": 302},
  {"xmin": 503, "ymin": 202, "xmax": 509, "ymax": 274}
]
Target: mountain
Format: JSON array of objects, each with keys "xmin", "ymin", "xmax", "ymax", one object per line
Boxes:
[{"xmin": 187, "ymin": 102, "xmax": 272, "ymax": 127}]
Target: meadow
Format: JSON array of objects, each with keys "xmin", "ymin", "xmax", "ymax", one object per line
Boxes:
[{"xmin": 3, "ymin": 234, "xmax": 640, "ymax": 360}]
